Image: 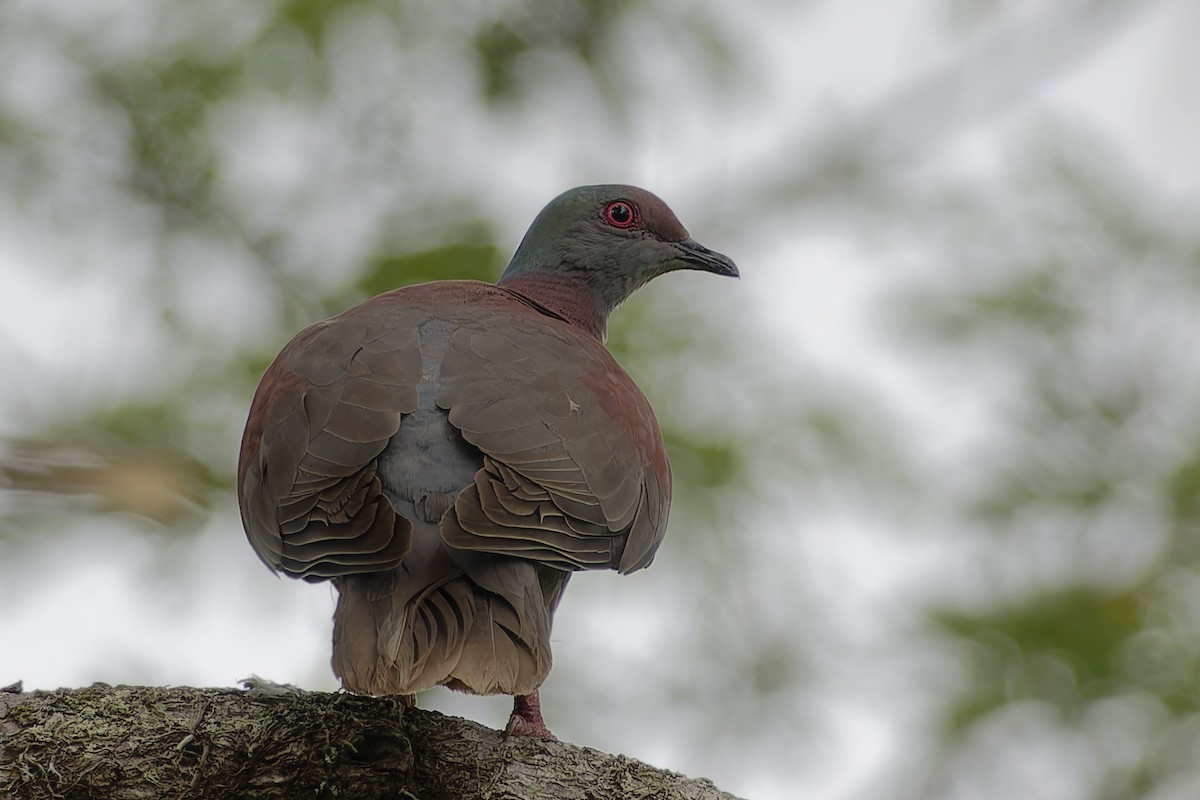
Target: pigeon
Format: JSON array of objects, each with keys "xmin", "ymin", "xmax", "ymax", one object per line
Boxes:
[{"xmin": 238, "ymin": 184, "xmax": 737, "ymax": 737}]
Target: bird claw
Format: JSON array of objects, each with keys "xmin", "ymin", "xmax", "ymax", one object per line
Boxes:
[{"xmin": 504, "ymin": 715, "xmax": 557, "ymax": 740}]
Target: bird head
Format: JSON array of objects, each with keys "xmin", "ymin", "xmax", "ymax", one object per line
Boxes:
[{"xmin": 499, "ymin": 184, "xmax": 738, "ymax": 318}]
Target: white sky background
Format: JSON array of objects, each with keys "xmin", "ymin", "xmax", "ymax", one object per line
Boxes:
[{"xmin": 1, "ymin": 1, "xmax": 1198, "ymax": 799}]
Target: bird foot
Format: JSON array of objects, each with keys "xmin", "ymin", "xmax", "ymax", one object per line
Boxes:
[{"xmin": 504, "ymin": 692, "xmax": 557, "ymax": 740}]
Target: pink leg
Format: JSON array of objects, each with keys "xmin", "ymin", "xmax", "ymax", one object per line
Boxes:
[{"xmin": 504, "ymin": 691, "xmax": 557, "ymax": 740}]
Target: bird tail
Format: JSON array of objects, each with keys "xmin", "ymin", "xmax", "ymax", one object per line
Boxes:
[{"xmin": 331, "ymin": 555, "xmax": 554, "ymax": 697}]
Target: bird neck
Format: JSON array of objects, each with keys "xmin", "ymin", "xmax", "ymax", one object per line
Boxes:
[{"xmin": 498, "ymin": 270, "xmax": 608, "ymax": 341}]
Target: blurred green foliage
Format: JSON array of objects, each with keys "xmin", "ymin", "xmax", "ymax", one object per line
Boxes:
[
  {"xmin": 474, "ymin": 1, "xmax": 631, "ymax": 103},
  {"xmin": 934, "ymin": 587, "xmax": 1144, "ymax": 730},
  {"xmin": 98, "ymin": 59, "xmax": 233, "ymax": 210},
  {"xmin": 358, "ymin": 244, "xmax": 502, "ymax": 296}
]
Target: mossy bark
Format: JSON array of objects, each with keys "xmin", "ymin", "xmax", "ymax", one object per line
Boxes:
[{"xmin": 0, "ymin": 684, "xmax": 740, "ymax": 800}]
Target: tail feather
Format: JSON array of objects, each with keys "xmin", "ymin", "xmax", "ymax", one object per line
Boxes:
[{"xmin": 332, "ymin": 554, "xmax": 554, "ymax": 697}]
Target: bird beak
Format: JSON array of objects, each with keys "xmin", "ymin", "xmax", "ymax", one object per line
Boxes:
[{"xmin": 674, "ymin": 237, "xmax": 739, "ymax": 278}]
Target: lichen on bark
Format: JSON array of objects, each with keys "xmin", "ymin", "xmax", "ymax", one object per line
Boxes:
[{"xmin": 0, "ymin": 684, "xmax": 741, "ymax": 800}]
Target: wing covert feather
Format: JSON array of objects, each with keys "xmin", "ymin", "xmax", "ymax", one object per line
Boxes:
[
  {"xmin": 437, "ymin": 311, "xmax": 671, "ymax": 574},
  {"xmin": 238, "ymin": 306, "xmax": 424, "ymax": 580}
]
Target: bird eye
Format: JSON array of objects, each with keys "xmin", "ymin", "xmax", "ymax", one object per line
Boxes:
[{"xmin": 602, "ymin": 200, "xmax": 639, "ymax": 229}]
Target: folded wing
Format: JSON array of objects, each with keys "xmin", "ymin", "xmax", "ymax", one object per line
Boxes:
[{"xmin": 437, "ymin": 315, "xmax": 671, "ymax": 575}]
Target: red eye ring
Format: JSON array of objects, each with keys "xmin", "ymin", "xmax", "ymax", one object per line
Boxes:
[{"xmin": 602, "ymin": 200, "xmax": 640, "ymax": 229}]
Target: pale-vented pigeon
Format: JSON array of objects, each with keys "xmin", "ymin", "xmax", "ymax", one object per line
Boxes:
[{"xmin": 238, "ymin": 184, "xmax": 737, "ymax": 737}]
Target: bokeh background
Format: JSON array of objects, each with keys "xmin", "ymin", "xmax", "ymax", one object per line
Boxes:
[{"xmin": 3, "ymin": 1, "xmax": 1199, "ymax": 798}]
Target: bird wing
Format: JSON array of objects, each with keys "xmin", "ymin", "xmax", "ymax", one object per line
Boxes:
[
  {"xmin": 437, "ymin": 308, "xmax": 672, "ymax": 574},
  {"xmin": 239, "ymin": 281, "xmax": 672, "ymax": 583},
  {"xmin": 238, "ymin": 307, "xmax": 422, "ymax": 580}
]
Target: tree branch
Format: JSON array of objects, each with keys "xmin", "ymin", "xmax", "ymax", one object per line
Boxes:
[{"xmin": 0, "ymin": 683, "xmax": 741, "ymax": 800}]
